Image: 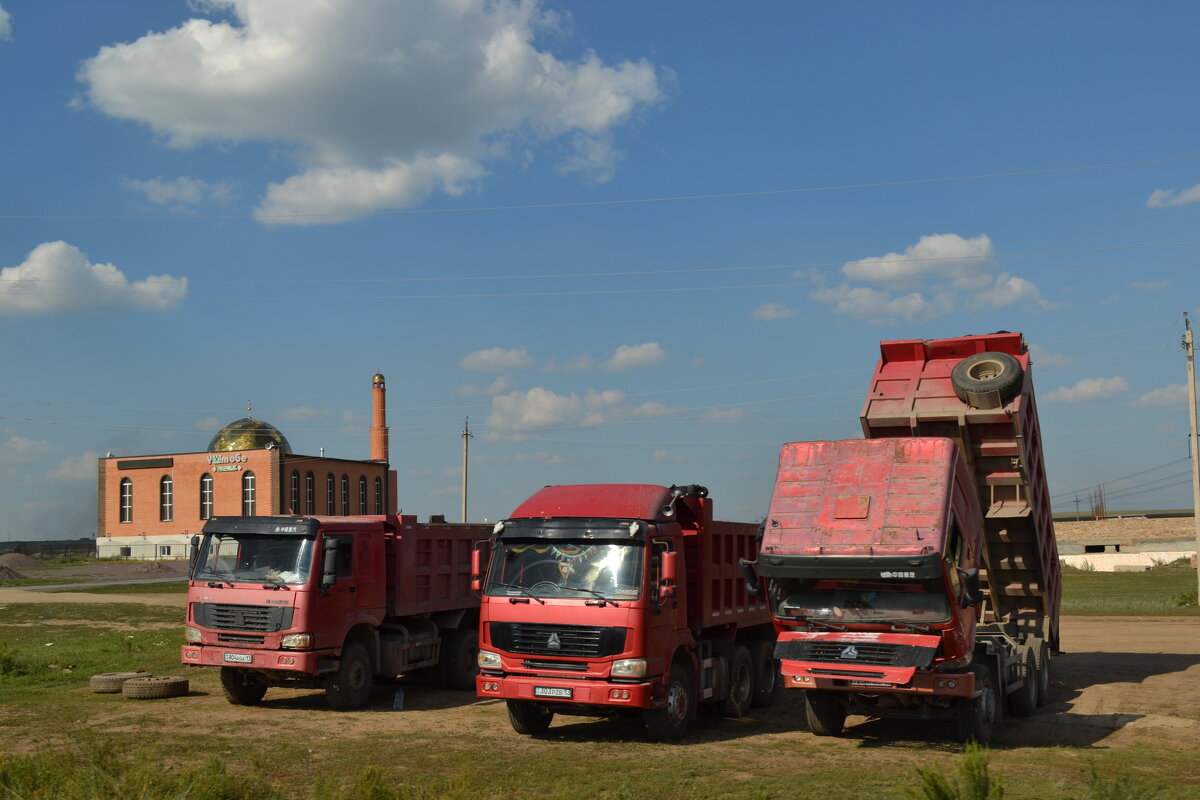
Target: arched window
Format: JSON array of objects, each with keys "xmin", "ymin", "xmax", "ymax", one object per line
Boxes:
[
  {"xmin": 340, "ymin": 475, "xmax": 349, "ymax": 515},
  {"xmin": 305, "ymin": 472, "xmax": 315, "ymax": 515},
  {"xmin": 199, "ymin": 474, "xmax": 213, "ymax": 520},
  {"xmin": 160, "ymin": 475, "xmax": 174, "ymax": 522},
  {"xmin": 358, "ymin": 476, "xmax": 367, "ymax": 514},
  {"xmin": 290, "ymin": 470, "xmax": 300, "ymax": 514},
  {"xmin": 243, "ymin": 471, "xmax": 257, "ymax": 516},
  {"xmin": 374, "ymin": 477, "xmax": 383, "ymax": 515},
  {"xmin": 326, "ymin": 474, "xmax": 335, "ymax": 515},
  {"xmin": 119, "ymin": 478, "xmax": 133, "ymax": 523}
]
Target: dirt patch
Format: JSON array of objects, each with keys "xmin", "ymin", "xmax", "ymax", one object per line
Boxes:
[
  {"xmin": 1055, "ymin": 516, "xmax": 1196, "ymax": 544},
  {"xmin": 0, "ymin": 566, "xmax": 24, "ymax": 580},
  {"xmin": 0, "ymin": 553, "xmax": 43, "ymax": 569}
]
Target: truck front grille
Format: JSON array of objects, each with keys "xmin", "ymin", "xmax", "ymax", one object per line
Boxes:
[
  {"xmin": 194, "ymin": 603, "xmax": 294, "ymax": 633},
  {"xmin": 774, "ymin": 640, "xmax": 935, "ymax": 669},
  {"xmin": 490, "ymin": 622, "xmax": 627, "ymax": 658}
]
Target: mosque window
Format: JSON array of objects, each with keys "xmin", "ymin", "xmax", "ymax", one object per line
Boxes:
[
  {"xmin": 160, "ymin": 476, "xmax": 174, "ymax": 522},
  {"xmin": 200, "ymin": 474, "xmax": 213, "ymax": 520},
  {"xmin": 243, "ymin": 471, "xmax": 257, "ymax": 516},
  {"xmin": 327, "ymin": 474, "xmax": 335, "ymax": 515},
  {"xmin": 358, "ymin": 476, "xmax": 367, "ymax": 514},
  {"xmin": 120, "ymin": 478, "xmax": 133, "ymax": 523},
  {"xmin": 306, "ymin": 472, "xmax": 315, "ymax": 515},
  {"xmin": 374, "ymin": 477, "xmax": 383, "ymax": 515},
  {"xmin": 290, "ymin": 470, "xmax": 300, "ymax": 514},
  {"xmin": 341, "ymin": 475, "xmax": 349, "ymax": 515}
]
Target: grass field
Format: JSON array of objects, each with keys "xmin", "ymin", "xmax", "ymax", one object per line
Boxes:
[{"xmin": 1, "ymin": 563, "xmax": 1196, "ymax": 799}]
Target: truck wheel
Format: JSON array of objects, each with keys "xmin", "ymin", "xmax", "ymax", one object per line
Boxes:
[
  {"xmin": 747, "ymin": 640, "xmax": 781, "ymax": 708},
  {"xmin": 220, "ymin": 666, "xmax": 267, "ymax": 706},
  {"xmin": 950, "ymin": 351, "xmax": 1023, "ymax": 406},
  {"xmin": 324, "ymin": 641, "xmax": 374, "ymax": 710},
  {"xmin": 1009, "ymin": 649, "xmax": 1038, "ymax": 717},
  {"xmin": 803, "ymin": 691, "xmax": 846, "ymax": 736},
  {"xmin": 954, "ymin": 664, "xmax": 998, "ymax": 743},
  {"xmin": 506, "ymin": 700, "xmax": 554, "ymax": 735},
  {"xmin": 645, "ymin": 664, "xmax": 692, "ymax": 741},
  {"xmin": 1036, "ymin": 643, "xmax": 1052, "ymax": 706},
  {"xmin": 121, "ymin": 675, "xmax": 189, "ymax": 700},
  {"xmin": 437, "ymin": 627, "xmax": 479, "ymax": 691},
  {"xmin": 722, "ymin": 646, "xmax": 753, "ymax": 718}
]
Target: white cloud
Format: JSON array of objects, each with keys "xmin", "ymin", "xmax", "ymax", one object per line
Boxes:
[
  {"xmin": 122, "ymin": 175, "xmax": 235, "ymax": 209},
  {"xmin": 1043, "ymin": 376, "xmax": 1130, "ymax": 404},
  {"xmin": 1133, "ymin": 384, "xmax": 1189, "ymax": 407},
  {"xmin": 278, "ymin": 406, "xmax": 328, "ymax": 422},
  {"xmin": 0, "ymin": 241, "xmax": 187, "ymax": 316},
  {"xmin": 653, "ymin": 450, "xmax": 684, "ymax": 464},
  {"xmin": 602, "ymin": 342, "xmax": 667, "ymax": 372},
  {"xmin": 0, "ymin": 5, "xmax": 11, "ymax": 41},
  {"xmin": 563, "ymin": 353, "xmax": 596, "ymax": 372},
  {"xmin": 751, "ymin": 302, "xmax": 796, "ymax": 321},
  {"xmin": 460, "ymin": 346, "xmax": 534, "ymax": 371},
  {"xmin": 1027, "ymin": 343, "xmax": 1073, "ymax": 369},
  {"xmin": 486, "ymin": 386, "xmax": 625, "ymax": 434},
  {"xmin": 0, "ymin": 436, "xmax": 51, "ymax": 464},
  {"xmin": 195, "ymin": 417, "xmax": 222, "ymax": 430},
  {"xmin": 456, "ymin": 375, "xmax": 515, "ymax": 396},
  {"xmin": 815, "ymin": 233, "xmax": 1059, "ymax": 322},
  {"xmin": 1146, "ymin": 184, "xmax": 1200, "ymax": 208},
  {"xmin": 630, "ymin": 401, "xmax": 678, "ymax": 417},
  {"xmin": 47, "ymin": 452, "xmax": 100, "ymax": 481},
  {"xmin": 1129, "ymin": 280, "xmax": 1168, "ymax": 291},
  {"xmin": 701, "ymin": 408, "xmax": 745, "ymax": 424},
  {"xmin": 78, "ymin": 0, "xmax": 663, "ymax": 225}
]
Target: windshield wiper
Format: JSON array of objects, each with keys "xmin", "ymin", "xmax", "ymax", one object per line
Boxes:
[
  {"xmin": 804, "ymin": 619, "xmax": 846, "ymax": 632},
  {"xmin": 561, "ymin": 585, "xmax": 620, "ymax": 607},
  {"xmin": 889, "ymin": 622, "xmax": 933, "ymax": 633},
  {"xmin": 491, "ymin": 582, "xmax": 545, "ymax": 604},
  {"xmin": 260, "ymin": 578, "xmax": 291, "ymax": 590}
]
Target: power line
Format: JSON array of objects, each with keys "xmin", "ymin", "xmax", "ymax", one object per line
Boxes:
[{"xmin": 1050, "ymin": 457, "xmax": 1190, "ymax": 500}]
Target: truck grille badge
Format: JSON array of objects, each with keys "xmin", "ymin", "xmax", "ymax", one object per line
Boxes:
[
  {"xmin": 840, "ymin": 645, "xmax": 859, "ymax": 660},
  {"xmin": 547, "ymin": 632, "xmax": 562, "ymax": 650}
]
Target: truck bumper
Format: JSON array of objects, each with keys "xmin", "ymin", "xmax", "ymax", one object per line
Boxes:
[
  {"xmin": 477, "ymin": 673, "xmax": 655, "ymax": 710},
  {"xmin": 781, "ymin": 661, "xmax": 976, "ymax": 698},
  {"xmin": 180, "ymin": 644, "xmax": 327, "ymax": 674}
]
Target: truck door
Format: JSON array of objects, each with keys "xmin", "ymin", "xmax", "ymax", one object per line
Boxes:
[
  {"xmin": 312, "ymin": 533, "xmax": 357, "ymax": 648},
  {"xmin": 645, "ymin": 538, "xmax": 682, "ymax": 673}
]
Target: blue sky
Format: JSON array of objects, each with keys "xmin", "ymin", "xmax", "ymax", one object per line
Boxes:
[{"xmin": 2, "ymin": 1, "xmax": 1199, "ymax": 540}]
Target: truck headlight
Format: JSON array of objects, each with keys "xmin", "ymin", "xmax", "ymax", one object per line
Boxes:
[
  {"xmin": 478, "ymin": 650, "xmax": 502, "ymax": 669},
  {"xmin": 184, "ymin": 626, "xmax": 202, "ymax": 643},
  {"xmin": 281, "ymin": 633, "xmax": 312, "ymax": 649},
  {"xmin": 611, "ymin": 659, "xmax": 647, "ymax": 677}
]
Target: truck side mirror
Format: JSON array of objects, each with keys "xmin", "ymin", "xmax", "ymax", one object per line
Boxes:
[
  {"xmin": 738, "ymin": 558, "xmax": 762, "ymax": 599},
  {"xmin": 470, "ymin": 546, "xmax": 483, "ymax": 593},
  {"xmin": 320, "ymin": 537, "xmax": 340, "ymax": 594},
  {"xmin": 958, "ymin": 567, "xmax": 984, "ymax": 607},
  {"xmin": 658, "ymin": 551, "xmax": 678, "ymax": 603},
  {"xmin": 189, "ymin": 535, "xmax": 201, "ymax": 571}
]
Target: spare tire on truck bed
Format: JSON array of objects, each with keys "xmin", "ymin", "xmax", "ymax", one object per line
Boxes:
[{"xmin": 950, "ymin": 351, "xmax": 1023, "ymax": 408}]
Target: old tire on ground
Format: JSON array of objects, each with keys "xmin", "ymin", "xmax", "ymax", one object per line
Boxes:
[
  {"xmin": 324, "ymin": 641, "xmax": 374, "ymax": 710},
  {"xmin": 722, "ymin": 646, "xmax": 754, "ymax": 718},
  {"xmin": 747, "ymin": 639, "xmax": 782, "ymax": 708},
  {"xmin": 950, "ymin": 351, "xmax": 1023, "ymax": 406},
  {"xmin": 220, "ymin": 666, "xmax": 268, "ymax": 706},
  {"xmin": 122, "ymin": 675, "xmax": 188, "ymax": 700},
  {"xmin": 506, "ymin": 700, "xmax": 554, "ymax": 735},
  {"xmin": 437, "ymin": 627, "xmax": 479, "ymax": 691},
  {"xmin": 645, "ymin": 663, "xmax": 692, "ymax": 741},
  {"xmin": 1036, "ymin": 643, "xmax": 1052, "ymax": 706},
  {"xmin": 955, "ymin": 663, "xmax": 998, "ymax": 743},
  {"xmin": 1009, "ymin": 649, "xmax": 1038, "ymax": 717},
  {"xmin": 89, "ymin": 672, "xmax": 150, "ymax": 694},
  {"xmin": 803, "ymin": 690, "xmax": 846, "ymax": 736}
]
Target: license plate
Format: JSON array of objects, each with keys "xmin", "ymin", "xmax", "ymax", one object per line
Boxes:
[
  {"xmin": 850, "ymin": 680, "xmax": 891, "ymax": 687},
  {"xmin": 223, "ymin": 653, "xmax": 253, "ymax": 664},
  {"xmin": 533, "ymin": 686, "xmax": 572, "ymax": 699}
]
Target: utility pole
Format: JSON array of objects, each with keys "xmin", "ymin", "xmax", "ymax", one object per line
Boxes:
[
  {"xmin": 1184, "ymin": 313, "xmax": 1200, "ymax": 601},
  {"xmin": 461, "ymin": 418, "xmax": 473, "ymax": 523},
  {"xmin": 1074, "ymin": 495, "xmax": 1080, "ymax": 522}
]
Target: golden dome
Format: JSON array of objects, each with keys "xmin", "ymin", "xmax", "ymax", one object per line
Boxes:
[{"xmin": 207, "ymin": 418, "xmax": 292, "ymax": 454}]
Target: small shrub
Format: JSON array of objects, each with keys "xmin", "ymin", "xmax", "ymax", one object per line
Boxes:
[
  {"xmin": 1172, "ymin": 589, "xmax": 1197, "ymax": 607},
  {"xmin": 900, "ymin": 742, "xmax": 1003, "ymax": 800}
]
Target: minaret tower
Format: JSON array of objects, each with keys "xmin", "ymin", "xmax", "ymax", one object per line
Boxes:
[{"xmin": 370, "ymin": 373, "xmax": 389, "ymax": 463}]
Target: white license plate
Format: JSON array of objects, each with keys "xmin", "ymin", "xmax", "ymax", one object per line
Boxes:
[
  {"xmin": 223, "ymin": 653, "xmax": 253, "ymax": 664},
  {"xmin": 850, "ymin": 680, "xmax": 891, "ymax": 687},
  {"xmin": 533, "ymin": 686, "xmax": 572, "ymax": 699}
]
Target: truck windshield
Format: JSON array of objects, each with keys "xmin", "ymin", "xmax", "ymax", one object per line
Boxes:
[
  {"xmin": 192, "ymin": 533, "xmax": 315, "ymax": 586},
  {"xmin": 486, "ymin": 540, "xmax": 643, "ymax": 601},
  {"xmin": 769, "ymin": 577, "xmax": 951, "ymax": 624}
]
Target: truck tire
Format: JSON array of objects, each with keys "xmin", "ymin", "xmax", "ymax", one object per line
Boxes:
[
  {"xmin": 950, "ymin": 351, "xmax": 1023, "ymax": 406},
  {"xmin": 220, "ymin": 666, "xmax": 268, "ymax": 706},
  {"xmin": 803, "ymin": 690, "xmax": 846, "ymax": 736},
  {"xmin": 644, "ymin": 663, "xmax": 692, "ymax": 741},
  {"xmin": 722, "ymin": 646, "xmax": 753, "ymax": 718},
  {"xmin": 747, "ymin": 639, "xmax": 781, "ymax": 708},
  {"xmin": 89, "ymin": 671, "xmax": 150, "ymax": 694},
  {"xmin": 121, "ymin": 675, "xmax": 189, "ymax": 700},
  {"xmin": 1036, "ymin": 643, "xmax": 1052, "ymax": 706},
  {"xmin": 324, "ymin": 641, "xmax": 374, "ymax": 710},
  {"xmin": 954, "ymin": 663, "xmax": 998, "ymax": 743},
  {"xmin": 506, "ymin": 700, "xmax": 554, "ymax": 735},
  {"xmin": 437, "ymin": 627, "xmax": 479, "ymax": 691},
  {"xmin": 1009, "ymin": 649, "xmax": 1038, "ymax": 717}
]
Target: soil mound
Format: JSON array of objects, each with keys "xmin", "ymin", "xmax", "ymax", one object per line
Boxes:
[
  {"xmin": 130, "ymin": 562, "xmax": 175, "ymax": 575},
  {"xmin": 0, "ymin": 565, "xmax": 24, "ymax": 580},
  {"xmin": 0, "ymin": 553, "xmax": 43, "ymax": 569}
]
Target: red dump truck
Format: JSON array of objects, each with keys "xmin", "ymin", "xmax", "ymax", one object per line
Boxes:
[
  {"xmin": 748, "ymin": 332, "xmax": 1060, "ymax": 742},
  {"xmin": 182, "ymin": 514, "xmax": 490, "ymax": 708},
  {"xmin": 474, "ymin": 484, "xmax": 778, "ymax": 740}
]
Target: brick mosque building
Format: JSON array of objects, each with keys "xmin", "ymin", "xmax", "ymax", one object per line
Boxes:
[{"xmin": 96, "ymin": 374, "xmax": 397, "ymax": 559}]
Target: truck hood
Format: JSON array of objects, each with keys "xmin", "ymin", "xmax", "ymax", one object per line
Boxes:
[{"xmin": 775, "ymin": 630, "xmax": 940, "ymax": 685}]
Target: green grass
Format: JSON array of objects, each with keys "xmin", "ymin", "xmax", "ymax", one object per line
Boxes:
[
  {"xmin": 1061, "ymin": 559, "xmax": 1198, "ymax": 615},
  {"xmin": 44, "ymin": 581, "xmax": 187, "ymax": 594}
]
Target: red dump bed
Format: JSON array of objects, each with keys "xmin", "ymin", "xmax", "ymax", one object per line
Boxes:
[{"xmin": 386, "ymin": 515, "xmax": 488, "ymax": 618}]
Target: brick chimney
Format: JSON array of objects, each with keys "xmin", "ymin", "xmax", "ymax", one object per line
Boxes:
[{"xmin": 370, "ymin": 373, "xmax": 389, "ymax": 463}]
